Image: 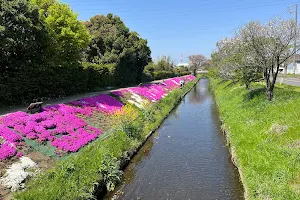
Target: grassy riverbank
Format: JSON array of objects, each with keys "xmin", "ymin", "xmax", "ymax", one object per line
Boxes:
[
  {"xmin": 14, "ymin": 77, "xmax": 200, "ymax": 200},
  {"xmin": 211, "ymin": 79, "xmax": 300, "ymax": 200}
]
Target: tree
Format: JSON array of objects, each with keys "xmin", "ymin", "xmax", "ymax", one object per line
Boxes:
[
  {"xmin": 188, "ymin": 54, "xmax": 207, "ymax": 68},
  {"xmin": 30, "ymin": 0, "xmax": 91, "ymax": 66},
  {"xmin": 214, "ymin": 37, "xmax": 262, "ymax": 89},
  {"xmin": 83, "ymin": 14, "xmax": 151, "ymax": 85},
  {"xmin": 188, "ymin": 54, "xmax": 207, "ymax": 75},
  {"xmin": 155, "ymin": 55, "xmax": 174, "ymax": 71},
  {"xmin": 0, "ymin": 0, "xmax": 52, "ymax": 104},
  {"xmin": 144, "ymin": 55, "xmax": 174, "ymax": 72},
  {"xmin": 0, "ymin": 0, "xmax": 49, "ymax": 73},
  {"xmin": 237, "ymin": 19, "xmax": 300, "ymax": 100}
]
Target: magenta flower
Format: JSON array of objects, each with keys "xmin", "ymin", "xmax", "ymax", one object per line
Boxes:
[
  {"xmin": 0, "ymin": 75, "xmax": 195, "ymax": 158},
  {"xmin": 0, "ymin": 143, "xmax": 17, "ymax": 160}
]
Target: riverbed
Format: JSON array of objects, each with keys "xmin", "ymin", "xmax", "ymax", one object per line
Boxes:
[{"xmin": 106, "ymin": 79, "xmax": 244, "ymax": 200}]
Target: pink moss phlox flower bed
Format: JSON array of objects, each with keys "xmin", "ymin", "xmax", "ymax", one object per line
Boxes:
[
  {"xmin": 69, "ymin": 94, "xmax": 123, "ymax": 114},
  {"xmin": 0, "ymin": 105, "xmax": 103, "ymax": 158},
  {"xmin": 50, "ymin": 126, "xmax": 101, "ymax": 152},
  {"xmin": 0, "ymin": 143, "xmax": 17, "ymax": 160},
  {"xmin": 111, "ymin": 75, "xmax": 196, "ymax": 102},
  {"xmin": 111, "ymin": 90, "xmax": 124, "ymax": 97},
  {"xmin": 0, "ymin": 124, "xmax": 24, "ymax": 160},
  {"xmin": 0, "ymin": 75, "xmax": 195, "ymax": 160}
]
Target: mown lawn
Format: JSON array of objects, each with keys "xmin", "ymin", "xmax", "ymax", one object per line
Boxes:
[{"xmin": 211, "ymin": 79, "xmax": 300, "ymax": 200}]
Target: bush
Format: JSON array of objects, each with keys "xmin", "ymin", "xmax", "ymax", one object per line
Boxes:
[
  {"xmin": 99, "ymin": 154, "xmax": 123, "ymax": 191},
  {"xmin": 82, "ymin": 62, "xmax": 116, "ymax": 90},
  {"xmin": 179, "ymin": 71, "xmax": 190, "ymax": 76},
  {"xmin": 141, "ymin": 70, "xmax": 153, "ymax": 82},
  {"xmin": 153, "ymin": 71, "xmax": 176, "ymax": 80}
]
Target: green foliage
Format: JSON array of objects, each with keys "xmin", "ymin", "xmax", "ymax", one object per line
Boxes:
[
  {"xmin": 235, "ymin": 64, "xmax": 263, "ymax": 89},
  {"xmin": 143, "ymin": 56, "xmax": 191, "ymax": 81},
  {"xmin": 211, "ymin": 78, "xmax": 300, "ymax": 199},
  {"xmin": 99, "ymin": 154, "xmax": 123, "ymax": 191},
  {"xmin": 145, "ymin": 55, "xmax": 174, "ymax": 72},
  {"xmin": 141, "ymin": 70, "xmax": 153, "ymax": 82},
  {"xmin": 0, "ymin": 0, "xmax": 50, "ymax": 106},
  {"xmin": 212, "ymin": 38, "xmax": 263, "ymax": 89},
  {"xmin": 83, "ymin": 14, "xmax": 151, "ymax": 85},
  {"xmin": 121, "ymin": 121, "xmax": 143, "ymax": 140},
  {"xmin": 31, "ymin": 0, "xmax": 91, "ymax": 65},
  {"xmin": 82, "ymin": 62, "xmax": 116, "ymax": 89},
  {"xmin": 141, "ymin": 108, "xmax": 156, "ymax": 123},
  {"xmin": 0, "ymin": 0, "xmax": 91, "ymax": 106},
  {"xmin": 153, "ymin": 71, "xmax": 176, "ymax": 80},
  {"xmin": 155, "ymin": 55, "xmax": 174, "ymax": 71}
]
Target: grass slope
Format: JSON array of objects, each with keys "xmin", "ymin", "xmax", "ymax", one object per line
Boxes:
[
  {"xmin": 14, "ymin": 78, "xmax": 199, "ymax": 200},
  {"xmin": 211, "ymin": 79, "xmax": 300, "ymax": 200}
]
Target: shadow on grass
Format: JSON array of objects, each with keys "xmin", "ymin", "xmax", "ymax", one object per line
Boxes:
[
  {"xmin": 244, "ymin": 87, "xmax": 266, "ymax": 100},
  {"xmin": 223, "ymin": 81, "xmax": 239, "ymax": 89},
  {"xmin": 216, "ymin": 79, "xmax": 227, "ymax": 85},
  {"xmin": 243, "ymin": 85, "xmax": 300, "ymax": 103}
]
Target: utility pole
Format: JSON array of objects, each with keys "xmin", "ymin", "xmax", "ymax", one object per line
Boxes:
[
  {"xmin": 294, "ymin": 4, "xmax": 298, "ymax": 74},
  {"xmin": 289, "ymin": 4, "xmax": 298, "ymax": 74},
  {"xmin": 290, "ymin": 4, "xmax": 298, "ymax": 74}
]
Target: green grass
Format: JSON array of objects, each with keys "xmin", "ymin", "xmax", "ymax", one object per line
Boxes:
[
  {"xmin": 211, "ymin": 79, "xmax": 300, "ymax": 200},
  {"xmin": 14, "ymin": 77, "xmax": 200, "ymax": 200}
]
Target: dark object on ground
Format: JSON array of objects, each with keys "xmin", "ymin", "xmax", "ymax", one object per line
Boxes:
[
  {"xmin": 180, "ymin": 80, "xmax": 185, "ymax": 89},
  {"xmin": 27, "ymin": 101, "xmax": 43, "ymax": 114}
]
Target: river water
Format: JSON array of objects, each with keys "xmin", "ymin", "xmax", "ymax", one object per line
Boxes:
[{"xmin": 106, "ymin": 79, "xmax": 244, "ymax": 200}]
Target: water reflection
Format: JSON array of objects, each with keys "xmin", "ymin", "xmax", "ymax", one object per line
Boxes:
[
  {"xmin": 122, "ymin": 133, "xmax": 155, "ymax": 185},
  {"xmin": 188, "ymin": 79, "xmax": 209, "ymax": 104}
]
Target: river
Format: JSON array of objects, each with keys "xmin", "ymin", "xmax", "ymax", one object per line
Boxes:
[{"xmin": 106, "ymin": 78, "xmax": 244, "ymax": 200}]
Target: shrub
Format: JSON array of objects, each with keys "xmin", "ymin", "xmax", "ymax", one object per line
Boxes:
[
  {"xmin": 82, "ymin": 62, "xmax": 115, "ymax": 90},
  {"xmin": 141, "ymin": 70, "xmax": 153, "ymax": 82},
  {"xmin": 99, "ymin": 155, "xmax": 123, "ymax": 191},
  {"xmin": 179, "ymin": 71, "xmax": 190, "ymax": 76},
  {"xmin": 153, "ymin": 71, "xmax": 176, "ymax": 80}
]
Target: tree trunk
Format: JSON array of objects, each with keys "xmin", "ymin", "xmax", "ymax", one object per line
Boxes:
[
  {"xmin": 265, "ymin": 68, "xmax": 274, "ymax": 101},
  {"xmin": 245, "ymin": 83, "xmax": 250, "ymax": 90},
  {"xmin": 266, "ymin": 87, "xmax": 273, "ymax": 101},
  {"xmin": 193, "ymin": 68, "xmax": 196, "ymax": 76},
  {"xmin": 265, "ymin": 59, "xmax": 280, "ymax": 101}
]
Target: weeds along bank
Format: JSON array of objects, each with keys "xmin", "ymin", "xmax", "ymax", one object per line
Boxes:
[
  {"xmin": 0, "ymin": 75, "xmax": 199, "ymax": 199},
  {"xmin": 211, "ymin": 79, "xmax": 300, "ymax": 200}
]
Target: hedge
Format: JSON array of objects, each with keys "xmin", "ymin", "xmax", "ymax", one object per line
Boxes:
[
  {"xmin": 0, "ymin": 64, "xmax": 189, "ymax": 107},
  {"xmin": 153, "ymin": 71, "xmax": 191, "ymax": 80}
]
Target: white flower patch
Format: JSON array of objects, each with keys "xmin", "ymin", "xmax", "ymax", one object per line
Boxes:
[
  {"xmin": 128, "ymin": 100, "xmax": 143, "ymax": 108},
  {"xmin": 0, "ymin": 157, "xmax": 38, "ymax": 191},
  {"xmin": 171, "ymin": 80, "xmax": 180, "ymax": 85},
  {"xmin": 128, "ymin": 93, "xmax": 148, "ymax": 108}
]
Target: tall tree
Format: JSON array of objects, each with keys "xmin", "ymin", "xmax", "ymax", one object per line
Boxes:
[
  {"xmin": 83, "ymin": 14, "xmax": 151, "ymax": 85},
  {"xmin": 0, "ymin": 0, "xmax": 49, "ymax": 73},
  {"xmin": 188, "ymin": 54, "xmax": 207, "ymax": 69},
  {"xmin": 0, "ymin": 0, "xmax": 51, "ymax": 104},
  {"xmin": 214, "ymin": 37, "xmax": 262, "ymax": 89},
  {"xmin": 188, "ymin": 54, "xmax": 207, "ymax": 75},
  {"xmin": 31, "ymin": 0, "xmax": 91, "ymax": 66},
  {"xmin": 238, "ymin": 19, "xmax": 300, "ymax": 100}
]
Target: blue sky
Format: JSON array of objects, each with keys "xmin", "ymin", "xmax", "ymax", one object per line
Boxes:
[{"xmin": 62, "ymin": 0, "xmax": 297, "ymax": 63}]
